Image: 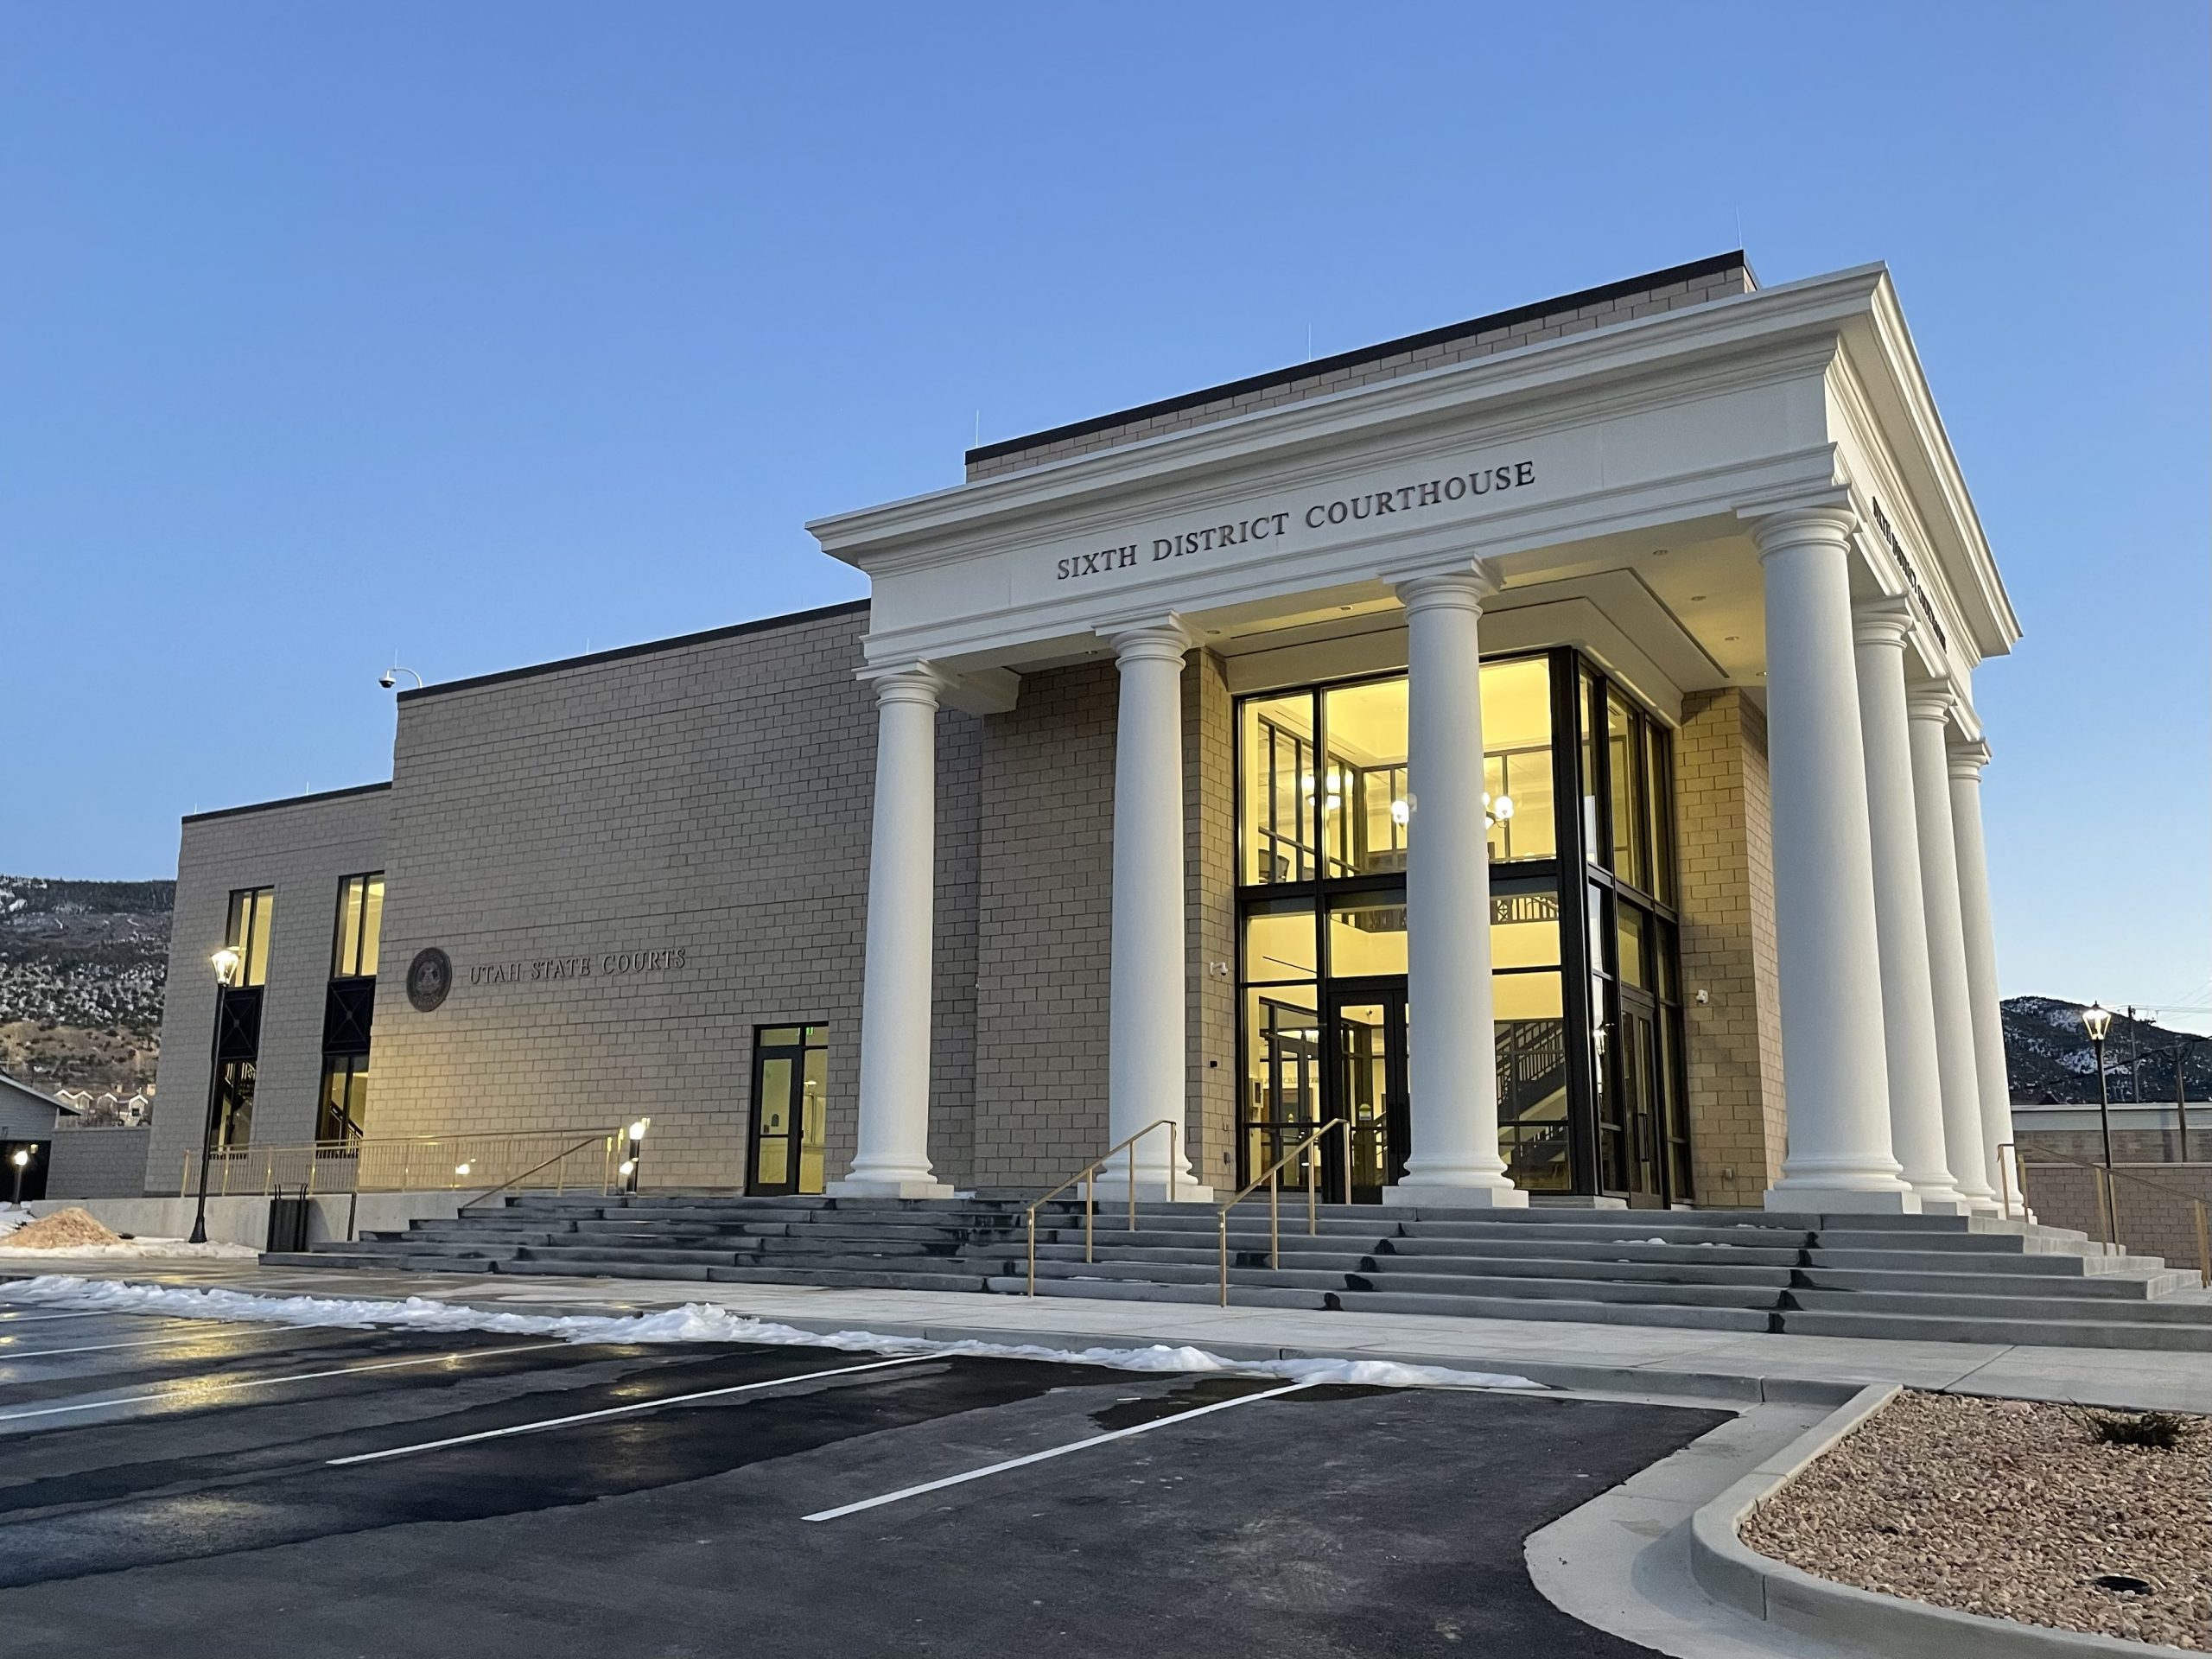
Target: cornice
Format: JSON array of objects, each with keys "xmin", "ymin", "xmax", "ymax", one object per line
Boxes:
[{"xmin": 810, "ymin": 267, "xmax": 1884, "ymax": 563}]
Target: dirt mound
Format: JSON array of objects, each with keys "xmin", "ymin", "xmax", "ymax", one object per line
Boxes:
[{"xmin": 0, "ymin": 1207, "xmax": 124, "ymax": 1250}]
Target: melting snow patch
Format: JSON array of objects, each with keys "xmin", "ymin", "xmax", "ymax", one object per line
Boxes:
[{"xmin": 0, "ymin": 1274, "xmax": 1541, "ymax": 1393}]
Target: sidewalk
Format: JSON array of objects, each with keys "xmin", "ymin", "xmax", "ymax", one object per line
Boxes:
[{"xmin": 4, "ymin": 1255, "xmax": 2208, "ymax": 1413}]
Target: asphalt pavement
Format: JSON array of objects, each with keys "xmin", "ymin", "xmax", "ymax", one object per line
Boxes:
[{"xmin": 0, "ymin": 1298, "xmax": 1726, "ymax": 1657}]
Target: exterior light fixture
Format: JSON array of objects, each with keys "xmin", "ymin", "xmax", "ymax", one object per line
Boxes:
[
  {"xmin": 628, "ymin": 1119, "xmax": 650, "ymax": 1142},
  {"xmin": 2083, "ymin": 1004, "xmax": 2115, "ymax": 1170},
  {"xmin": 190, "ymin": 946, "xmax": 245, "ymax": 1243},
  {"xmin": 621, "ymin": 1116, "xmax": 650, "ymax": 1195},
  {"xmin": 7, "ymin": 1147, "xmax": 27, "ymax": 1204},
  {"xmin": 454, "ymin": 1162, "xmax": 471, "ymax": 1178},
  {"xmin": 1389, "ymin": 798, "xmax": 1410, "ymax": 827},
  {"xmin": 10, "ymin": 1150, "xmax": 27, "ymax": 1167}
]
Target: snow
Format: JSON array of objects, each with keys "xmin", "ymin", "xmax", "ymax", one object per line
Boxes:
[
  {"xmin": 0, "ymin": 1274, "xmax": 1543, "ymax": 1393},
  {"xmin": 0, "ymin": 1205, "xmax": 260, "ymax": 1259}
]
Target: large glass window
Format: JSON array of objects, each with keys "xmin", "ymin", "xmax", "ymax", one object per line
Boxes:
[
  {"xmin": 317, "ymin": 1054, "xmax": 370, "ymax": 1141},
  {"xmin": 213, "ymin": 1058, "xmax": 256, "ymax": 1149},
  {"xmin": 1236, "ymin": 648, "xmax": 1686, "ymax": 1203},
  {"xmin": 331, "ymin": 873, "xmax": 384, "ymax": 979},
  {"xmin": 226, "ymin": 887, "xmax": 274, "ymax": 987}
]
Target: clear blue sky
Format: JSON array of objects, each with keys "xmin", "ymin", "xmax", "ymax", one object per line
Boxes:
[{"xmin": 2, "ymin": 3, "xmax": 2205, "ymax": 1021}]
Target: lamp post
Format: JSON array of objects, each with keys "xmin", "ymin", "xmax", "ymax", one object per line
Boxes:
[
  {"xmin": 2083, "ymin": 1002, "xmax": 2115, "ymax": 1170},
  {"xmin": 9, "ymin": 1147, "xmax": 29, "ymax": 1205},
  {"xmin": 188, "ymin": 947, "xmax": 245, "ymax": 1246}
]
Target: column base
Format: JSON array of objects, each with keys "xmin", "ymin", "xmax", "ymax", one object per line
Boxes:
[
  {"xmin": 1382, "ymin": 1182, "xmax": 1529, "ymax": 1210},
  {"xmin": 826, "ymin": 1177, "xmax": 955, "ymax": 1200},
  {"xmin": 1911, "ymin": 1195, "xmax": 1975, "ymax": 1217},
  {"xmin": 1763, "ymin": 1184, "xmax": 1922, "ymax": 1214}
]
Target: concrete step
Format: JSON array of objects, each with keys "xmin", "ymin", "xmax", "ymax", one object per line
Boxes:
[
  {"xmin": 1782, "ymin": 1286, "xmax": 2212, "ymax": 1325},
  {"xmin": 1329, "ymin": 1287, "xmax": 1775, "ymax": 1333},
  {"xmin": 981, "ymin": 1275, "xmax": 1333, "ymax": 1312},
  {"xmin": 1779, "ymin": 1307, "xmax": 2212, "ymax": 1352}
]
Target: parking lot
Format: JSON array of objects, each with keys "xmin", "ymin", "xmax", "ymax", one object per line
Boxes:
[{"xmin": 0, "ymin": 1294, "xmax": 1725, "ymax": 1657}]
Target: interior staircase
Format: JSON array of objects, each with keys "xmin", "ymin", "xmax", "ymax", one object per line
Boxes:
[{"xmin": 262, "ymin": 1193, "xmax": 2212, "ymax": 1351}]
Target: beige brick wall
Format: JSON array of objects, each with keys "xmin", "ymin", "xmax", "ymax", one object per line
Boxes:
[
  {"xmin": 2019, "ymin": 1161, "xmax": 2212, "ymax": 1276},
  {"xmin": 149, "ymin": 786, "xmax": 392, "ymax": 1192},
  {"xmin": 968, "ymin": 264, "xmax": 1754, "ymax": 481},
  {"xmin": 970, "ymin": 662, "xmax": 1117, "ymax": 1188},
  {"xmin": 1673, "ymin": 689, "xmax": 1787, "ymax": 1206},
  {"xmin": 1186, "ymin": 649, "xmax": 1237, "ymax": 1191}
]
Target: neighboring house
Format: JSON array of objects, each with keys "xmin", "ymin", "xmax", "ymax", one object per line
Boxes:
[{"xmin": 0, "ymin": 1071, "xmax": 79, "ymax": 1203}]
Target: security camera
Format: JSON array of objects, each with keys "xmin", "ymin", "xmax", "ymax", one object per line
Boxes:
[{"xmin": 378, "ymin": 671, "xmax": 396, "ymax": 689}]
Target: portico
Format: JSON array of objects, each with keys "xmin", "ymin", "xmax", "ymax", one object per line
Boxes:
[{"xmin": 814, "ymin": 254, "xmax": 2020, "ymax": 1212}]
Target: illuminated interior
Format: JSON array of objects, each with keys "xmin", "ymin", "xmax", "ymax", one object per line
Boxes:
[{"xmin": 1236, "ymin": 648, "xmax": 1690, "ymax": 1203}]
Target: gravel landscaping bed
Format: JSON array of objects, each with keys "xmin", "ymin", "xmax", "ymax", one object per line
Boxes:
[{"xmin": 1741, "ymin": 1389, "xmax": 2209, "ymax": 1649}]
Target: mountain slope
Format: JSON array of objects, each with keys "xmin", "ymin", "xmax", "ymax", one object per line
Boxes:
[{"xmin": 0, "ymin": 876, "xmax": 172, "ymax": 1098}]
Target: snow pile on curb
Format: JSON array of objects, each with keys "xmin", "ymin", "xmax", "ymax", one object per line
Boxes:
[
  {"xmin": 0, "ymin": 1208, "xmax": 257, "ymax": 1260},
  {"xmin": 0, "ymin": 1274, "xmax": 1541, "ymax": 1393}
]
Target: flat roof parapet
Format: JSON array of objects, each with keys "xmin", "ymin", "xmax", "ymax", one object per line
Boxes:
[{"xmin": 965, "ymin": 252, "xmax": 1756, "ymax": 482}]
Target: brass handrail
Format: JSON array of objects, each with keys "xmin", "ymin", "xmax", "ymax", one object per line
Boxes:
[
  {"xmin": 1025, "ymin": 1119, "xmax": 1179, "ymax": 1297},
  {"xmin": 1999, "ymin": 1141, "xmax": 2212, "ymax": 1287},
  {"xmin": 460, "ymin": 1134, "xmax": 619, "ymax": 1215},
  {"xmin": 1216, "ymin": 1118, "xmax": 1351, "ymax": 1307}
]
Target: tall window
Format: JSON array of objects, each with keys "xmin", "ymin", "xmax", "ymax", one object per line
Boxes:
[
  {"xmin": 1236, "ymin": 649, "xmax": 1688, "ymax": 1203},
  {"xmin": 225, "ymin": 887, "xmax": 275, "ymax": 987},
  {"xmin": 211, "ymin": 886, "xmax": 274, "ymax": 1151},
  {"xmin": 319, "ymin": 873, "xmax": 383, "ymax": 1141},
  {"xmin": 331, "ymin": 872, "xmax": 384, "ymax": 979}
]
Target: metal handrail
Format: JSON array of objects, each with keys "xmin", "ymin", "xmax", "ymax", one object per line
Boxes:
[
  {"xmin": 179, "ymin": 1128, "xmax": 621, "ymax": 1200},
  {"xmin": 1025, "ymin": 1119, "xmax": 1179, "ymax": 1296},
  {"xmin": 2000, "ymin": 1141, "xmax": 2211, "ymax": 1287},
  {"xmin": 1216, "ymin": 1118, "xmax": 1351, "ymax": 1306},
  {"xmin": 460, "ymin": 1134, "xmax": 619, "ymax": 1215}
]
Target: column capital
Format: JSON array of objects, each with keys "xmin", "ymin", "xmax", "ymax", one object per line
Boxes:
[
  {"xmin": 1105, "ymin": 617, "xmax": 1195, "ymax": 665},
  {"xmin": 1851, "ymin": 598, "xmax": 1916, "ymax": 650},
  {"xmin": 1948, "ymin": 739, "xmax": 1993, "ymax": 779},
  {"xmin": 1391, "ymin": 565, "xmax": 1498, "ymax": 613},
  {"xmin": 1749, "ymin": 505, "xmax": 1859, "ymax": 562},
  {"xmin": 1904, "ymin": 678, "xmax": 1960, "ymax": 725},
  {"xmin": 864, "ymin": 664, "xmax": 951, "ymax": 709}
]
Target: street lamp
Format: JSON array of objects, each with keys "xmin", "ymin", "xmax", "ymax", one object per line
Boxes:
[
  {"xmin": 9, "ymin": 1147, "xmax": 29, "ymax": 1205},
  {"xmin": 623, "ymin": 1117, "xmax": 650, "ymax": 1195},
  {"xmin": 189, "ymin": 947, "xmax": 245, "ymax": 1245},
  {"xmin": 2083, "ymin": 1003, "xmax": 2115, "ymax": 1170}
]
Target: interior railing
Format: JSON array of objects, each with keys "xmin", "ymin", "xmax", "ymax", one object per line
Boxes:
[
  {"xmin": 1217, "ymin": 1117, "xmax": 1351, "ymax": 1306},
  {"xmin": 1024, "ymin": 1119, "xmax": 1179, "ymax": 1297},
  {"xmin": 1999, "ymin": 1141, "xmax": 2211, "ymax": 1287},
  {"xmin": 180, "ymin": 1128, "xmax": 621, "ymax": 1202}
]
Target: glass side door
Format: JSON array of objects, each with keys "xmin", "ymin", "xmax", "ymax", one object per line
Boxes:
[
  {"xmin": 1326, "ymin": 985, "xmax": 1408, "ymax": 1204},
  {"xmin": 1605, "ymin": 994, "xmax": 1665, "ymax": 1204},
  {"xmin": 747, "ymin": 1026, "xmax": 828, "ymax": 1196}
]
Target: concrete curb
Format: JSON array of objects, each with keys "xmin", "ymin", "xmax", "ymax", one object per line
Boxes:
[{"xmin": 1688, "ymin": 1384, "xmax": 2196, "ymax": 1658}]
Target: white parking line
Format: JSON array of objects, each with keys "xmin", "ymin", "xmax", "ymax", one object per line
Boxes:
[
  {"xmin": 326, "ymin": 1354, "xmax": 932, "ymax": 1465},
  {"xmin": 803, "ymin": 1378, "xmax": 1322, "ymax": 1522},
  {"xmin": 0, "ymin": 1325, "xmax": 308, "ymax": 1362},
  {"xmin": 0, "ymin": 1340, "xmax": 574, "ymax": 1425},
  {"xmin": 0, "ymin": 1308, "xmax": 150, "ymax": 1325}
]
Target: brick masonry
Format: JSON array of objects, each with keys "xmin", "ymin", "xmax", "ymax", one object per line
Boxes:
[
  {"xmin": 153, "ymin": 607, "xmax": 1792, "ymax": 1203},
  {"xmin": 1672, "ymin": 688, "xmax": 1787, "ymax": 1206},
  {"xmin": 966, "ymin": 264, "xmax": 1755, "ymax": 482},
  {"xmin": 149, "ymin": 786, "xmax": 392, "ymax": 1193},
  {"xmin": 46, "ymin": 1126, "xmax": 156, "ymax": 1199},
  {"xmin": 2019, "ymin": 1161, "xmax": 2212, "ymax": 1281}
]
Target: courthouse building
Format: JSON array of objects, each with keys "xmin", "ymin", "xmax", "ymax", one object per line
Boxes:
[{"xmin": 150, "ymin": 252, "xmax": 2023, "ymax": 1216}]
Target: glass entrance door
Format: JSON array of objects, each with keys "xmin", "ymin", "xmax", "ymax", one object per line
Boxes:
[
  {"xmin": 747, "ymin": 1025, "xmax": 828, "ymax": 1196},
  {"xmin": 1599, "ymin": 994, "xmax": 1665, "ymax": 1203},
  {"xmin": 1326, "ymin": 986, "xmax": 1408, "ymax": 1204}
]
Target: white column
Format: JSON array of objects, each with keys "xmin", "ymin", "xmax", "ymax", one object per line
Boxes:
[
  {"xmin": 1853, "ymin": 607, "xmax": 1967, "ymax": 1213},
  {"xmin": 1754, "ymin": 509, "xmax": 1916, "ymax": 1212},
  {"xmin": 1949, "ymin": 739, "xmax": 2016, "ymax": 1209},
  {"xmin": 1382, "ymin": 569, "xmax": 1524, "ymax": 1208},
  {"xmin": 1103, "ymin": 622, "xmax": 1206, "ymax": 1200},
  {"xmin": 1906, "ymin": 685, "xmax": 1998, "ymax": 1212},
  {"xmin": 830, "ymin": 668, "xmax": 953, "ymax": 1198}
]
